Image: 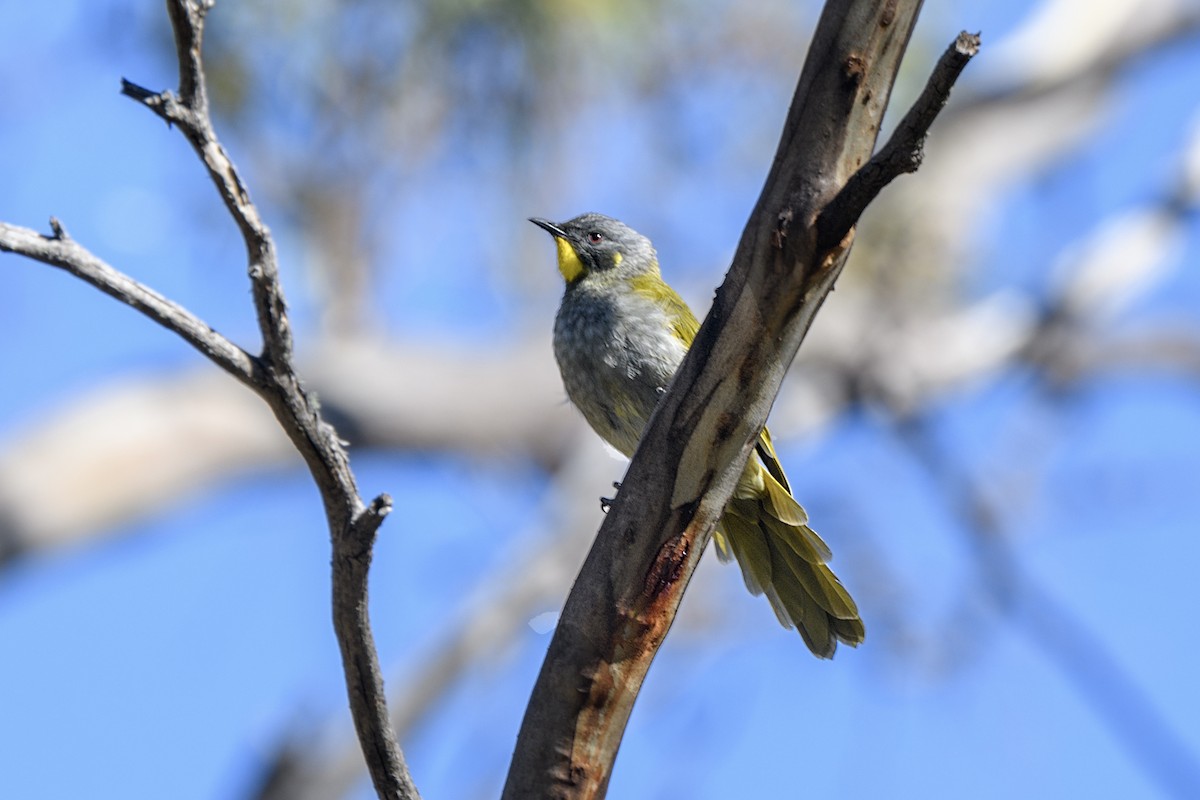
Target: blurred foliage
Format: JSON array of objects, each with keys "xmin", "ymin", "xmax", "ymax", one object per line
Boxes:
[{"xmin": 101, "ymin": 0, "xmax": 828, "ymax": 333}]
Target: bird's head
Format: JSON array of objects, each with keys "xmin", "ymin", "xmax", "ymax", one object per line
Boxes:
[{"xmin": 529, "ymin": 213, "xmax": 658, "ymax": 288}]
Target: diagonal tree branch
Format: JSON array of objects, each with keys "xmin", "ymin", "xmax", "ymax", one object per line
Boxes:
[
  {"xmin": 121, "ymin": 0, "xmax": 290, "ymax": 371},
  {"xmin": 502, "ymin": 3, "xmax": 976, "ymax": 798},
  {"xmin": 2, "ymin": 1, "xmax": 418, "ymax": 798},
  {"xmin": 0, "ymin": 219, "xmax": 256, "ymax": 384},
  {"xmin": 249, "ymin": 439, "xmax": 611, "ymax": 800},
  {"xmin": 818, "ymin": 30, "xmax": 981, "ymax": 251}
]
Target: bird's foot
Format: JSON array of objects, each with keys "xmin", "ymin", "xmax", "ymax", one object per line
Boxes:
[{"xmin": 600, "ymin": 481, "xmax": 622, "ymax": 513}]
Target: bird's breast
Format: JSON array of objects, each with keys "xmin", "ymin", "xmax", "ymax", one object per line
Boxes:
[{"xmin": 553, "ymin": 289, "xmax": 687, "ymax": 456}]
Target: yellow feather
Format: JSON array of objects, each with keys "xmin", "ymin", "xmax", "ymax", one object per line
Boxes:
[
  {"xmin": 723, "ymin": 484, "xmax": 863, "ymax": 654},
  {"xmin": 768, "ymin": 554, "xmax": 835, "ymax": 657},
  {"xmin": 711, "ymin": 528, "xmax": 733, "ymax": 562},
  {"xmin": 771, "ymin": 536, "xmax": 859, "ymax": 620},
  {"xmin": 554, "ymin": 237, "xmax": 585, "ymax": 283},
  {"xmin": 755, "ymin": 427, "xmax": 792, "ymax": 493},
  {"xmin": 628, "ymin": 270, "xmax": 700, "ymax": 346},
  {"xmin": 762, "ymin": 469, "xmax": 809, "ymax": 526},
  {"xmin": 761, "ymin": 513, "xmax": 831, "ymax": 564},
  {"xmin": 719, "ymin": 509, "xmax": 772, "ymax": 596}
]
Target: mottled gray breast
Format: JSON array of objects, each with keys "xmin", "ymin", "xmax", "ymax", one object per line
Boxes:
[{"xmin": 553, "ymin": 285, "xmax": 688, "ymax": 456}]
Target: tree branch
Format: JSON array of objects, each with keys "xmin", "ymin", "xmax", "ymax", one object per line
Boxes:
[
  {"xmin": 249, "ymin": 441, "xmax": 611, "ymax": 800},
  {"xmin": 0, "ymin": 219, "xmax": 257, "ymax": 384},
  {"xmin": 3, "ymin": 1, "xmax": 418, "ymax": 798},
  {"xmin": 818, "ymin": 30, "xmax": 980, "ymax": 251},
  {"xmin": 503, "ymin": 3, "xmax": 976, "ymax": 798},
  {"xmin": 121, "ymin": 0, "xmax": 290, "ymax": 371}
]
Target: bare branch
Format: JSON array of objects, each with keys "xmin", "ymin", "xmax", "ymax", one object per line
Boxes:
[
  {"xmin": 3, "ymin": 0, "xmax": 419, "ymax": 797},
  {"xmin": 122, "ymin": 1, "xmax": 290, "ymax": 370},
  {"xmin": 250, "ymin": 441, "xmax": 611, "ymax": 800},
  {"xmin": 818, "ymin": 31, "xmax": 980, "ymax": 251},
  {"xmin": 166, "ymin": 0, "xmax": 213, "ymax": 109},
  {"xmin": 0, "ymin": 220, "xmax": 256, "ymax": 384},
  {"xmin": 502, "ymin": 2, "xmax": 963, "ymax": 797},
  {"xmin": 329, "ymin": 492, "xmax": 412, "ymax": 800},
  {"xmin": 122, "ymin": 3, "xmax": 415, "ymax": 796}
]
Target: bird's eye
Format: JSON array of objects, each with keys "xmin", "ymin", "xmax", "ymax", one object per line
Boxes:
[{"xmin": 587, "ymin": 231, "xmax": 604, "ymax": 244}]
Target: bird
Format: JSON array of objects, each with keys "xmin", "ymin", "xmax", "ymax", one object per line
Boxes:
[{"xmin": 530, "ymin": 212, "xmax": 864, "ymax": 658}]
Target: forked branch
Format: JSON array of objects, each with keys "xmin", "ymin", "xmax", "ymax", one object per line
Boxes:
[
  {"xmin": 818, "ymin": 30, "xmax": 981, "ymax": 251},
  {"xmin": 0, "ymin": 1, "xmax": 417, "ymax": 798},
  {"xmin": 502, "ymin": 7, "xmax": 978, "ymax": 799}
]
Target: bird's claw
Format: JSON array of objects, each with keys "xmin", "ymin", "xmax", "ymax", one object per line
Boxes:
[{"xmin": 599, "ymin": 481, "xmax": 623, "ymax": 513}]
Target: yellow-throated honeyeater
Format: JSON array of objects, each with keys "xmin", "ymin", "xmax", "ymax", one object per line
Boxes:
[{"xmin": 531, "ymin": 213, "xmax": 863, "ymax": 658}]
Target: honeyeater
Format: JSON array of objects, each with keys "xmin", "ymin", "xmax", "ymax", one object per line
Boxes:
[{"xmin": 531, "ymin": 212, "xmax": 864, "ymax": 658}]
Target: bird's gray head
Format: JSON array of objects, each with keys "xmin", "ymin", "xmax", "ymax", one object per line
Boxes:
[{"xmin": 529, "ymin": 213, "xmax": 657, "ymax": 287}]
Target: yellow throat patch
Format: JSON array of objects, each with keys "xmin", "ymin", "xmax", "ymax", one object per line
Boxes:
[{"xmin": 555, "ymin": 237, "xmax": 585, "ymax": 283}]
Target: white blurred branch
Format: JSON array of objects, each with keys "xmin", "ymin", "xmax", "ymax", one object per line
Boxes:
[{"xmin": 0, "ymin": 339, "xmax": 574, "ymax": 559}]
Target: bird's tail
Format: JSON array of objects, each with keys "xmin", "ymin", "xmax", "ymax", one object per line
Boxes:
[{"xmin": 714, "ymin": 467, "xmax": 864, "ymax": 658}]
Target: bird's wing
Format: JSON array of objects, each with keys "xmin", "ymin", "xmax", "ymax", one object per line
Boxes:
[
  {"xmin": 628, "ymin": 268, "xmax": 701, "ymax": 346},
  {"xmin": 654, "ymin": 277, "xmax": 789, "ymax": 494},
  {"xmin": 756, "ymin": 427, "xmax": 792, "ymax": 494},
  {"xmin": 660, "ymin": 283, "xmax": 701, "ymax": 347}
]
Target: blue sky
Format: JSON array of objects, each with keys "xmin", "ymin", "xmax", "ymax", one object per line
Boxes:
[{"xmin": 3, "ymin": 2, "xmax": 1200, "ymax": 799}]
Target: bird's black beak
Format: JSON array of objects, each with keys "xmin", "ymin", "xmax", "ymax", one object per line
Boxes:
[{"xmin": 529, "ymin": 217, "xmax": 567, "ymax": 238}]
